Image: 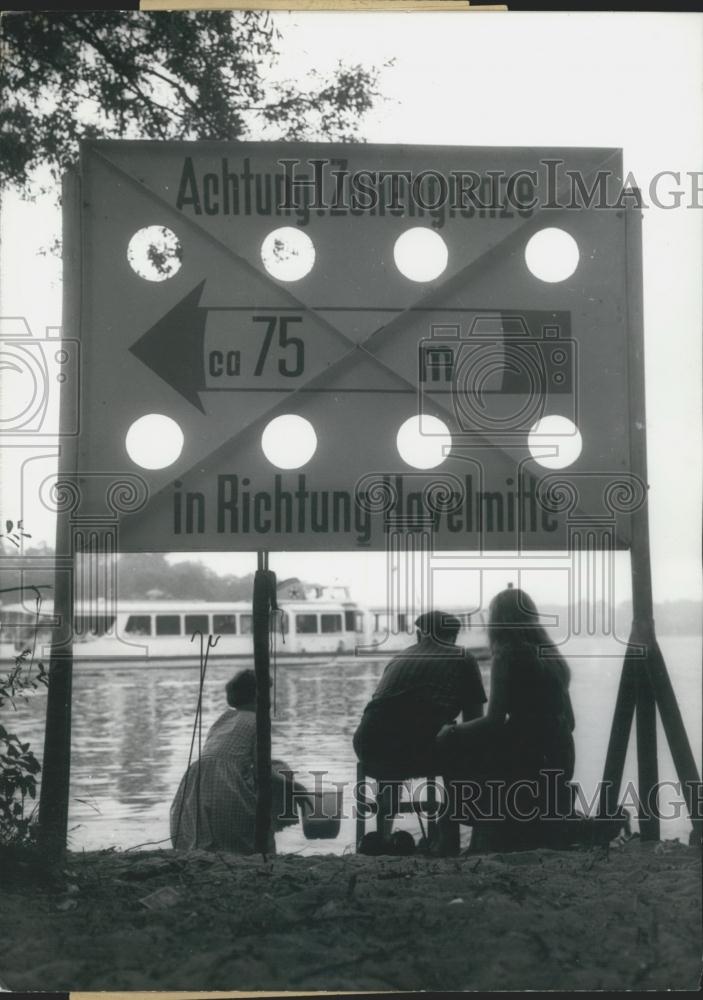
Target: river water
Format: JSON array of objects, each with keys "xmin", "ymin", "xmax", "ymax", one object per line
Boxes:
[{"xmin": 8, "ymin": 634, "xmax": 701, "ymax": 853}]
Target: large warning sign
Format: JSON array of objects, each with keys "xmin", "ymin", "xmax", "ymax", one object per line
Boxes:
[{"xmin": 72, "ymin": 141, "xmax": 639, "ymax": 551}]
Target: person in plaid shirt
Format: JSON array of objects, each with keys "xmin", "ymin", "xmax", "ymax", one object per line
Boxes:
[
  {"xmin": 170, "ymin": 669, "xmax": 300, "ymax": 854},
  {"xmin": 353, "ymin": 610, "xmax": 486, "ymax": 783}
]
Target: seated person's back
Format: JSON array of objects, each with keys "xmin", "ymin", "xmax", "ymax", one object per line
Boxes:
[{"xmin": 353, "ymin": 611, "xmax": 486, "ymax": 780}]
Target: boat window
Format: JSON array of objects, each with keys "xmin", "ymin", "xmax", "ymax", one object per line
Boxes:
[
  {"xmin": 74, "ymin": 615, "xmax": 116, "ymax": 637},
  {"xmin": 355, "ymin": 611, "xmax": 365, "ymax": 633},
  {"xmin": 125, "ymin": 615, "xmax": 152, "ymax": 636},
  {"xmin": 214, "ymin": 614, "xmax": 237, "ymax": 635},
  {"xmin": 239, "ymin": 614, "xmax": 253, "ymax": 635},
  {"xmin": 296, "ymin": 614, "xmax": 318, "ymax": 634},
  {"xmin": 344, "ymin": 610, "xmax": 355, "ymax": 632},
  {"xmin": 373, "ymin": 613, "xmax": 389, "ymax": 633},
  {"xmin": 99, "ymin": 615, "xmax": 116, "ymax": 635},
  {"xmin": 156, "ymin": 615, "xmax": 181, "ymax": 636},
  {"xmin": 321, "ymin": 613, "xmax": 342, "ymax": 634},
  {"xmin": 279, "ymin": 612, "xmax": 289, "ymax": 635},
  {"xmin": 0, "ymin": 611, "xmax": 30, "ymax": 626},
  {"xmin": 186, "ymin": 614, "xmax": 209, "ymax": 635},
  {"xmin": 74, "ymin": 615, "xmax": 90, "ymax": 638},
  {"xmin": 2, "ymin": 610, "xmax": 54, "ymax": 651}
]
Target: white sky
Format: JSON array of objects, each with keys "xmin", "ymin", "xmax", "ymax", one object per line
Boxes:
[{"xmin": 1, "ymin": 10, "xmax": 701, "ymax": 612}]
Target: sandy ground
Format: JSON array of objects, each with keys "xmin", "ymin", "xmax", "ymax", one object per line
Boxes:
[{"xmin": 2, "ymin": 838, "xmax": 700, "ymax": 993}]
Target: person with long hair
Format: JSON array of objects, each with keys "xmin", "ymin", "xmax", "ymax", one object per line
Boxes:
[{"xmin": 436, "ymin": 587, "xmax": 576, "ymax": 849}]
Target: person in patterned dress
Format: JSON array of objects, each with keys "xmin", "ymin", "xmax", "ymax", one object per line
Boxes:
[{"xmin": 170, "ymin": 669, "xmax": 301, "ymax": 854}]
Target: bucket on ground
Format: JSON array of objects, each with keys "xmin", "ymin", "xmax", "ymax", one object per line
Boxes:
[{"xmin": 300, "ymin": 787, "xmax": 343, "ymax": 840}]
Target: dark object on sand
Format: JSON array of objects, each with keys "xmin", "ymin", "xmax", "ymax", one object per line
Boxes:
[
  {"xmin": 300, "ymin": 788, "xmax": 343, "ymax": 840},
  {"xmin": 580, "ymin": 807, "xmax": 632, "ymax": 848},
  {"xmin": 389, "ymin": 830, "xmax": 416, "ymax": 855},
  {"xmin": 358, "ymin": 831, "xmax": 387, "ymax": 856},
  {"xmin": 357, "ymin": 830, "xmax": 416, "ymax": 856}
]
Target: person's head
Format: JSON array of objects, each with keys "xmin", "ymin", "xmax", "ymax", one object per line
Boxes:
[
  {"xmin": 487, "ymin": 587, "xmax": 540, "ymax": 650},
  {"xmin": 487, "ymin": 587, "xmax": 570, "ymax": 685},
  {"xmin": 225, "ymin": 668, "xmax": 257, "ymax": 709},
  {"xmin": 415, "ymin": 610, "xmax": 461, "ymax": 646}
]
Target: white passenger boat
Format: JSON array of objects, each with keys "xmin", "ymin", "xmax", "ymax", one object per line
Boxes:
[{"xmin": 0, "ymin": 582, "xmax": 488, "ymax": 664}]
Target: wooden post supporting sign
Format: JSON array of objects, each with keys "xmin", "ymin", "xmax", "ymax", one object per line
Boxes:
[
  {"xmin": 599, "ymin": 199, "xmax": 701, "ymax": 843},
  {"xmin": 253, "ymin": 551, "xmax": 277, "ymax": 857},
  {"xmin": 37, "ymin": 170, "xmax": 81, "ymax": 862}
]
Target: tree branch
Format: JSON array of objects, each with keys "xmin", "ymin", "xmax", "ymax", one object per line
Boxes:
[{"xmin": 65, "ymin": 19, "xmax": 173, "ymax": 138}]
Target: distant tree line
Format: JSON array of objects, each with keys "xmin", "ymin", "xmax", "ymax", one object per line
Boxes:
[
  {"xmin": 116, "ymin": 552, "xmax": 254, "ymax": 601},
  {"xmin": 0, "ymin": 546, "xmax": 254, "ymax": 602}
]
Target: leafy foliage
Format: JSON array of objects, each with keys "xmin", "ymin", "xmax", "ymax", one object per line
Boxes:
[
  {"xmin": 2, "ymin": 545, "xmax": 255, "ymax": 601},
  {"xmin": 0, "ymin": 10, "xmax": 382, "ymax": 193},
  {"xmin": 116, "ymin": 553, "xmax": 255, "ymax": 602},
  {"xmin": 0, "ymin": 647, "xmax": 48, "ymax": 846}
]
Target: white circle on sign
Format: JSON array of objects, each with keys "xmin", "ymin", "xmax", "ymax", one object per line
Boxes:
[
  {"xmin": 525, "ymin": 228, "xmax": 579, "ymax": 283},
  {"xmin": 262, "ymin": 414, "xmax": 317, "ymax": 469},
  {"xmin": 261, "ymin": 228, "xmax": 315, "ymax": 281},
  {"xmin": 396, "ymin": 415, "xmax": 452, "ymax": 469},
  {"xmin": 127, "ymin": 226, "xmax": 182, "ymax": 282},
  {"xmin": 528, "ymin": 415, "xmax": 582, "ymax": 469},
  {"xmin": 393, "ymin": 228, "xmax": 448, "ymax": 282},
  {"xmin": 126, "ymin": 414, "xmax": 184, "ymax": 469}
]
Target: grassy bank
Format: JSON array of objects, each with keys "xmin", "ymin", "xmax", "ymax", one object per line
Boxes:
[{"xmin": 1, "ymin": 838, "xmax": 699, "ymax": 992}]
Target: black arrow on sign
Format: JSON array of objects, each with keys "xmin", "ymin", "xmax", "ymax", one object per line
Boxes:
[
  {"xmin": 129, "ymin": 280, "xmax": 207, "ymax": 414},
  {"xmin": 128, "ymin": 281, "xmax": 402, "ymax": 415},
  {"xmin": 129, "ymin": 282, "xmax": 559, "ymax": 420}
]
